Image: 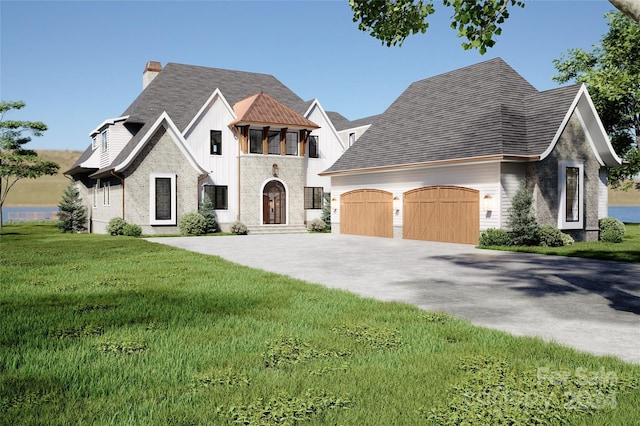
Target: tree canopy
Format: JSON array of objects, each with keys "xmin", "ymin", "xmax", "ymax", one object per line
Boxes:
[
  {"xmin": 349, "ymin": 0, "xmax": 640, "ymax": 53},
  {"xmin": 0, "ymin": 101, "xmax": 60, "ymax": 228},
  {"xmin": 553, "ymin": 12, "xmax": 640, "ymax": 190}
]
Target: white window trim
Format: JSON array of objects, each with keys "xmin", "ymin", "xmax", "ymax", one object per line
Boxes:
[
  {"xmin": 101, "ymin": 129, "xmax": 108, "ymax": 153},
  {"xmin": 93, "ymin": 179, "xmax": 99, "ymax": 208},
  {"xmin": 150, "ymin": 173, "xmax": 176, "ymax": 225},
  {"xmin": 92, "ymin": 136, "xmax": 97, "ymax": 150},
  {"xmin": 102, "ymin": 181, "xmax": 110, "ymax": 206},
  {"xmin": 558, "ymin": 160, "xmax": 584, "ymax": 230}
]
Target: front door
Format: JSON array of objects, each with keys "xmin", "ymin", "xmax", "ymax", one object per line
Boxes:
[{"xmin": 263, "ymin": 180, "xmax": 286, "ymax": 224}]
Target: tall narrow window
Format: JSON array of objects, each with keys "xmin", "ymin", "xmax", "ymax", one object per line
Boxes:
[
  {"xmin": 92, "ymin": 136, "xmax": 97, "ymax": 150},
  {"xmin": 203, "ymin": 185, "xmax": 228, "ymax": 210},
  {"xmin": 102, "ymin": 180, "xmax": 110, "ymax": 206},
  {"xmin": 249, "ymin": 129, "xmax": 263, "ymax": 154},
  {"xmin": 93, "ymin": 180, "xmax": 99, "ymax": 208},
  {"xmin": 348, "ymin": 132, "xmax": 356, "ymax": 147},
  {"xmin": 210, "ymin": 130, "xmax": 222, "ymax": 155},
  {"xmin": 286, "ymin": 131, "xmax": 298, "ymax": 156},
  {"xmin": 268, "ymin": 130, "xmax": 280, "ymax": 154},
  {"xmin": 101, "ymin": 129, "xmax": 108, "ymax": 153},
  {"xmin": 558, "ymin": 161, "xmax": 583, "ymax": 230},
  {"xmin": 308, "ymin": 135, "xmax": 319, "ymax": 158},
  {"xmin": 150, "ymin": 173, "xmax": 176, "ymax": 225}
]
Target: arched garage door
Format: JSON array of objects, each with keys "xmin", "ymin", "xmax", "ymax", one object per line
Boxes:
[
  {"xmin": 403, "ymin": 186, "xmax": 479, "ymax": 244},
  {"xmin": 340, "ymin": 189, "xmax": 393, "ymax": 238}
]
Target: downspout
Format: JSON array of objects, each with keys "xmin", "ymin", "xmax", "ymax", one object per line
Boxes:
[{"xmin": 110, "ymin": 170, "xmax": 125, "ymax": 219}]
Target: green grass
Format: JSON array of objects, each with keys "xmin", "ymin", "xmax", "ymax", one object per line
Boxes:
[
  {"xmin": 480, "ymin": 223, "xmax": 640, "ymax": 263},
  {"xmin": 1, "ymin": 223, "xmax": 639, "ymax": 425}
]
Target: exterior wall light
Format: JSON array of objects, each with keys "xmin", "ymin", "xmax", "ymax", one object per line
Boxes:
[
  {"xmin": 272, "ymin": 163, "xmax": 279, "ymax": 177},
  {"xmin": 483, "ymin": 195, "xmax": 494, "ymax": 212}
]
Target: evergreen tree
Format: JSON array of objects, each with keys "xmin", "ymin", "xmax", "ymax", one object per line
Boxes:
[
  {"xmin": 507, "ymin": 182, "xmax": 539, "ymax": 246},
  {"xmin": 198, "ymin": 194, "xmax": 217, "ymax": 233},
  {"xmin": 321, "ymin": 193, "xmax": 331, "ymax": 229},
  {"xmin": 58, "ymin": 180, "xmax": 87, "ymax": 233}
]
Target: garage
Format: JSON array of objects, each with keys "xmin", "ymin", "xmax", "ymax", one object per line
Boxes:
[
  {"xmin": 340, "ymin": 189, "xmax": 393, "ymax": 238},
  {"xmin": 403, "ymin": 186, "xmax": 479, "ymax": 244}
]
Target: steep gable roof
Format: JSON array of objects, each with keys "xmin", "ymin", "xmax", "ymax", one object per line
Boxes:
[
  {"xmin": 323, "ymin": 58, "xmax": 609, "ymax": 175},
  {"xmin": 231, "ymin": 92, "xmax": 319, "ymax": 128}
]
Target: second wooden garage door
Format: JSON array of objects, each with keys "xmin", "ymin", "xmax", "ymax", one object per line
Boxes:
[
  {"xmin": 340, "ymin": 189, "xmax": 393, "ymax": 238},
  {"xmin": 403, "ymin": 186, "xmax": 479, "ymax": 244}
]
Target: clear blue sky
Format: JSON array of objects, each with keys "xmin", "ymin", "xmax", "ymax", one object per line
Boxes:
[{"xmin": 1, "ymin": 0, "xmax": 616, "ymax": 152}]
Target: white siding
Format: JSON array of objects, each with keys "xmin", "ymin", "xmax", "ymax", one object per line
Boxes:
[
  {"xmin": 331, "ymin": 161, "xmax": 502, "ymax": 235},
  {"xmin": 598, "ymin": 167, "xmax": 609, "ymax": 219},
  {"xmin": 337, "ymin": 124, "xmax": 371, "ymax": 148},
  {"xmin": 184, "ymin": 95, "xmax": 239, "ymax": 225},
  {"xmin": 500, "ymin": 162, "xmax": 526, "ymax": 228}
]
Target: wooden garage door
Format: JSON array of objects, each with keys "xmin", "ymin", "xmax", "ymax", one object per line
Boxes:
[
  {"xmin": 340, "ymin": 189, "xmax": 393, "ymax": 238},
  {"xmin": 403, "ymin": 186, "xmax": 479, "ymax": 244}
]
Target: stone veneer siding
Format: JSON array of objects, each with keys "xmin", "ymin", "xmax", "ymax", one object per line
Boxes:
[
  {"xmin": 123, "ymin": 126, "xmax": 199, "ymax": 235},
  {"xmin": 527, "ymin": 111, "xmax": 601, "ymax": 242},
  {"xmin": 239, "ymin": 155, "xmax": 305, "ymax": 226}
]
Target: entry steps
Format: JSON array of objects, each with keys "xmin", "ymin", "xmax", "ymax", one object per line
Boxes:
[{"xmin": 245, "ymin": 224, "xmax": 309, "ymax": 235}]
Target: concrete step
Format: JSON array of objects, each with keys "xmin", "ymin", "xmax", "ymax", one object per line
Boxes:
[{"xmin": 245, "ymin": 225, "xmax": 309, "ymax": 235}]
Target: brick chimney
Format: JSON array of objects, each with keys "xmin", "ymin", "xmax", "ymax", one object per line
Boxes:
[{"xmin": 143, "ymin": 61, "xmax": 162, "ymax": 89}]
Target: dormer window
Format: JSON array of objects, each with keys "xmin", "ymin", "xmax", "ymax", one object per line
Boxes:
[
  {"xmin": 92, "ymin": 136, "xmax": 97, "ymax": 150},
  {"xmin": 101, "ymin": 129, "xmax": 108, "ymax": 153}
]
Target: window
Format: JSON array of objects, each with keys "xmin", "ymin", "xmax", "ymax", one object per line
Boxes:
[
  {"xmin": 250, "ymin": 129, "xmax": 263, "ymax": 154},
  {"xmin": 203, "ymin": 185, "xmax": 228, "ymax": 210},
  {"xmin": 308, "ymin": 135, "xmax": 319, "ymax": 158},
  {"xmin": 92, "ymin": 136, "xmax": 97, "ymax": 150},
  {"xmin": 101, "ymin": 129, "xmax": 108, "ymax": 153},
  {"xmin": 286, "ymin": 131, "xmax": 298, "ymax": 156},
  {"xmin": 268, "ymin": 130, "xmax": 280, "ymax": 154},
  {"xmin": 348, "ymin": 132, "xmax": 356, "ymax": 147},
  {"xmin": 102, "ymin": 180, "xmax": 110, "ymax": 206},
  {"xmin": 558, "ymin": 161, "xmax": 584, "ymax": 229},
  {"xmin": 210, "ymin": 130, "xmax": 222, "ymax": 155},
  {"xmin": 304, "ymin": 187, "xmax": 323, "ymax": 209},
  {"xmin": 150, "ymin": 173, "xmax": 176, "ymax": 225},
  {"xmin": 93, "ymin": 179, "xmax": 99, "ymax": 208}
]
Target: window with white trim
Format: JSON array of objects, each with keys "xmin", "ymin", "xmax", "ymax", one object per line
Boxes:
[
  {"xmin": 102, "ymin": 180, "xmax": 110, "ymax": 206},
  {"xmin": 93, "ymin": 179, "xmax": 99, "ymax": 208},
  {"xmin": 150, "ymin": 173, "xmax": 176, "ymax": 225},
  {"xmin": 101, "ymin": 129, "xmax": 108, "ymax": 153},
  {"xmin": 92, "ymin": 136, "xmax": 97, "ymax": 150},
  {"xmin": 558, "ymin": 160, "xmax": 584, "ymax": 229},
  {"xmin": 348, "ymin": 132, "xmax": 355, "ymax": 147}
]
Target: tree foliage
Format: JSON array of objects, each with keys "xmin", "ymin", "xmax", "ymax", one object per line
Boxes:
[
  {"xmin": 58, "ymin": 180, "xmax": 87, "ymax": 233},
  {"xmin": 349, "ymin": 1, "xmax": 638, "ymax": 53},
  {"xmin": 0, "ymin": 101, "xmax": 60, "ymax": 229},
  {"xmin": 553, "ymin": 12, "xmax": 640, "ymax": 190},
  {"xmin": 507, "ymin": 182, "xmax": 539, "ymax": 246}
]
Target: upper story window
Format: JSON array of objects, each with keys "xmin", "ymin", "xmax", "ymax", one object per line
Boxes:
[
  {"xmin": 558, "ymin": 160, "xmax": 584, "ymax": 230},
  {"xmin": 92, "ymin": 136, "xmax": 97, "ymax": 150},
  {"xmin": 250, "ymin": 129, "xmax": 263, "ymax": 154},
  {"xmin": 268, "ymin": 130, "xmax": 280, "ymax": 155},
  {"xmin": 210, "ymin": 130, "xmax": 222, "ymax": 155},
  {"xmin": 101, "ymin": 129, "xmax": 108, "ymax": 153},
  {"xmin": 308, "ymin": 135, "xmax": 319, "ymax": 158},
  {"xmin": 348, "ymin": 132, "xmax": 356, "ymax": 147},
  {"xmin": 286, "ymin": 131, "xmax": 298, "ymax": 156}
]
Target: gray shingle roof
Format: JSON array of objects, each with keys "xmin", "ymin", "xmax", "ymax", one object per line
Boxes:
[{"xmin": 325, "ymin": 58, "xmax": 581, "ymax": 174}]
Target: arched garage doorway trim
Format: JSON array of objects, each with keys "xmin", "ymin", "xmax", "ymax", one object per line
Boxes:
[
  {"xmin": 340, "ymin": 189, "xmax": 393, "ymax": 238},
  {"xmin": 403, "ymin": 186, "xmax": 479, "ymax": 244}
]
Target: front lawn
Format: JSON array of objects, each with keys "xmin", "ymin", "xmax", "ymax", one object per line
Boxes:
[
  {"xmin": 1, "ymin": 223, "xmax": 638, "ymax": 425},
  {"xmin": 480, "ymin": 223, "xmax": 640, "ymax": 263}
]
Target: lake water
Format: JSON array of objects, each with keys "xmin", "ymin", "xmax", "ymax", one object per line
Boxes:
[{"xmin": 2, "ymin": 206, "xmax": 639, "ymax": 224}]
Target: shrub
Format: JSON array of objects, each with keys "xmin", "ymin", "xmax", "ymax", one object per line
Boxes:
[
  {"xmin": 178, "ymin": 212, "xmax": 207, "ymax": 235},
  {"xmin": 321, "ymin": 193, "xmax": 331, "ymax": 230},
  {"xmin": 230, "ymin": 221, "xmax": 248, "ymax": 235},
  {"xmin": 538, "ymin": 225, "xmax": 573, "ymax": 247},
  {"xmin": 198, "ymin": 195, "xmax": 218, "ymax": 233},
  {"xmin": 106, "ymin": 217, "xmax": 127, "ymax": 236},
  {"xmin": 307, "ymin": 218, "xmax": 326, "ymax": 232},
  {"xmin": 507, "ymin": 182, "xmax": 539, "ymax": 246},
  {"xmin": 122, "ymin": 223, "xmax": 142, "ymax": 237},
  {"xmin": 599, "ymin": 217, "xmax": 625, "ymax": 243},
  {"xmin": 57, "ymin": 180, "xmax": 87, "ymax": 233},
  {"xmin": 479, "ymin": 228, "xmax": 511, "ymax": 246}
]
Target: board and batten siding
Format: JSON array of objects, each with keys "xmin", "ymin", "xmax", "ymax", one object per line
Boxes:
[
  {"xmin": 331, "ymin": 161, "xmax": 502, "ymax": 236},
  {"xmin": 183, "ymin": 94, "xmax": 239, "ymax": 226}
]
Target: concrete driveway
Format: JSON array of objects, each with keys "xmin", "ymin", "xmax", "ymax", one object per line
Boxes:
[{"xmin": 147, "ymin": 233, "xmax": 640, "ymax": 364}]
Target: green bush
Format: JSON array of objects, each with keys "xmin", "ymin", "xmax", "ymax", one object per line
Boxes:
[
  {"xmin": 307, "ymin": 218, "xmax": 327, "ymax": 232},
  {"xmin": 599, "ymin": 217, "xmax": 625, "ymax": 243},
  {"xmin": 198, "ymin": 195, "xmax": 218, "ymax": 233},
  {"xmin": 538, "ymin": 225, "xmax": 573, "ymax": 247},
  {"xmin": 106, "ymin": 217, "xmax": 127, "ymax": 236},
  {"xmin": 178, "ymin": 212, "xmax": 207, "ymax": 235},
  {"xmin": 122, "ymin": 223, "xmax": 142, "ymax": 237},
  {"xmin": 230, "ymin": 221, "xmax": 248, "ymax": 235},
  {"xmin": 479, "ymin": 228, "xmax": 511, "ymax": 246}
]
